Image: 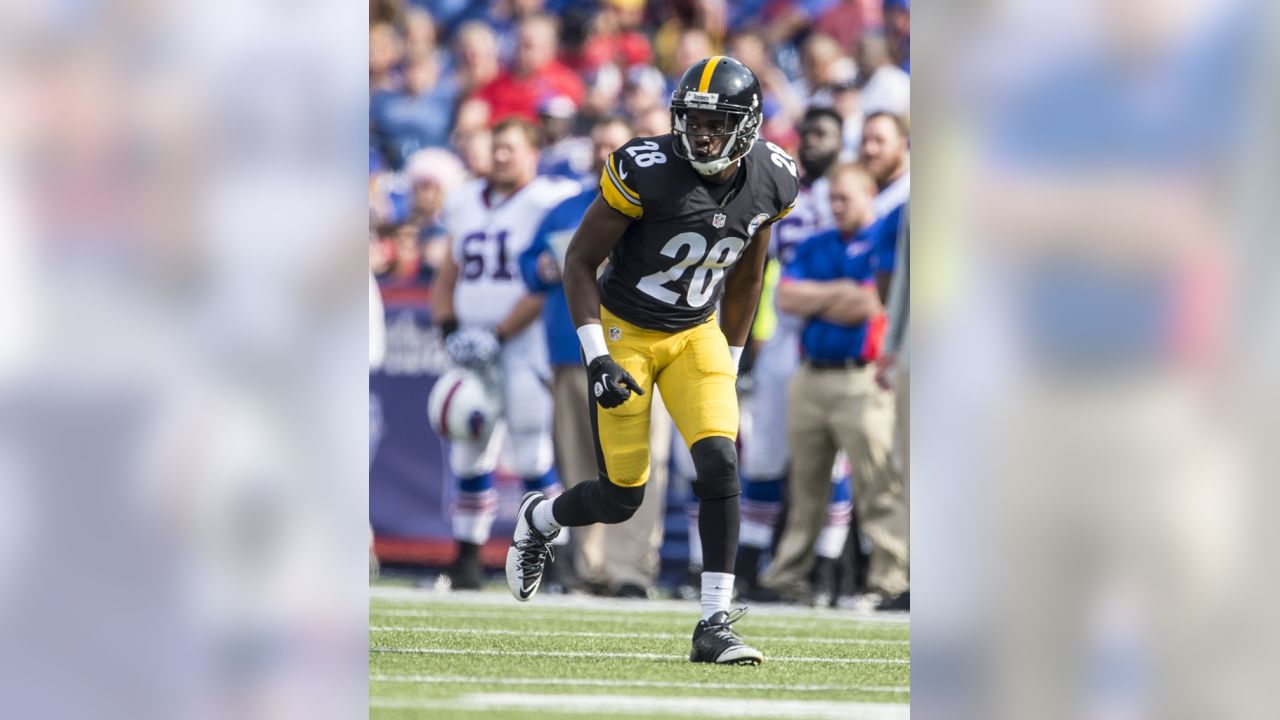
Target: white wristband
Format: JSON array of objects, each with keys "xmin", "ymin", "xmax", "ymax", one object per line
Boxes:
[
  {"xmin": 577, "ymin": 323, "xmax": 609, "ymax": 362},
  {"xmin": 729, "ymin": 346, "xmax": 744, "ymax": 370}
]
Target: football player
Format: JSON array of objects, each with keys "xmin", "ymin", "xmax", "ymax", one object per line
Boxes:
[
  {"xmin": 505, "ymin": 56, "xmax": 799, "ymax": 665},
  {"xmin": 432, "ymin": 117, "xmax": 580, "ymax": 589}
]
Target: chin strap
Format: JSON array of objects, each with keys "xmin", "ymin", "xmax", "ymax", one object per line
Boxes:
[{"xmin": 690, "ymin": 156, "xmax": 738, "ymax": 175}]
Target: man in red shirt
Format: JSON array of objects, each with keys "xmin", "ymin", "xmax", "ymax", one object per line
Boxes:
[{"xmin": 473, "ymin": 15, "xmax": 584, "ymax": 125}]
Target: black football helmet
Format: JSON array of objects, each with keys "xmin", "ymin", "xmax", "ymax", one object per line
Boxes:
[{"xmin": 670, "ymin": 56, "xmax": 762, "ymax": 175}]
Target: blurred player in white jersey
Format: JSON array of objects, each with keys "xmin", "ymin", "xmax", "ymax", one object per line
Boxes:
[
  {"xmin": 737, "ymin": 107, "xmax": 856, "ymax": 601},
  {"xmin": 432, "ymin": 117, "xmax": 580, "ymax": 588}
]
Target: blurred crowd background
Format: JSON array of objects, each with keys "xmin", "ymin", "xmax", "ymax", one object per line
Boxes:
[{"xmin": 368, "ymin": 0, "xmax": 908, "ymax": 266}]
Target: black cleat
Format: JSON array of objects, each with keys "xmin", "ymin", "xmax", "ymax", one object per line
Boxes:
[
  {"xmin": 449, "ymin": 541, "xmax": 484, "ymax": 590},
  {"xmin": 505, "ymin": 492, "xmax": 559, "ymax": 601},
  {"xmin": 690, "ymin": 608, "xmax": 763, "ymax": 665}
]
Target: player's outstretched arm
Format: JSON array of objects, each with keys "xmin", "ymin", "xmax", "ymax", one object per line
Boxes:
[
  {"xmin": 563, "ymin": 196, "xmax": 631, "ymax": 329},
  {"xmin": 720, "ymin": 224, "xmax": 774, "ymax": 352},
  {"xmin": 564, "ymin": 195, "xmax": 642, "ymax": 408}
]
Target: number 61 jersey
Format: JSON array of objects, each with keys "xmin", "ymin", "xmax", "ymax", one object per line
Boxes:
[
  {"xmin": 598, "ymin": 134, "xmax": 800, "ymax": 332},
  {"xmin": 443, "ymin": 176, "xmax": 580, "ymax": 328}
]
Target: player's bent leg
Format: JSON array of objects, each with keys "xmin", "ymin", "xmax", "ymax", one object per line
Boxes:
[{"xmin": 548, "ymin": 477, "xmax": 645, "ymax": 526}]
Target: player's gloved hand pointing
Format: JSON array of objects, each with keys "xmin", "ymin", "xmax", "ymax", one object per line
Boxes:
[{"xmin": 587, "ymin": 355, "xmax": 644, "ymax": 409}]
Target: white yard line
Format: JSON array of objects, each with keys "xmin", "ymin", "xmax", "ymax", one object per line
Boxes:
[
  {"xmin": 370, "ymin": 607, "xmax": 910, "ymax": 634},
  {"xmin": 370, "ymin": 585, "xmax": 909, "ymax": 624},
  {"xmin": 371, "ymin": 646, "xmax": 909, "ymax": 665},
  {"xmin": 371, "ymin": 692, "xmax": 910, "ymax": 719},
  {"xmin": 370, "ymin": 624, "xmax": 909, "ymax": 646},
  {"xmin": 371, "ymin": 673, "xmax": 910, "ymax": 694}
]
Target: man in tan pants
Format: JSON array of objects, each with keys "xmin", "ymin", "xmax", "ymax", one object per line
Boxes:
[{"xmin": 759, "ymin": 164, "xmax": 909, "ymax": 603}]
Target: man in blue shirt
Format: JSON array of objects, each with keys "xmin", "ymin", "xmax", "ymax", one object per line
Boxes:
[
  {"xmin": 518, "ymin": 117, "xmax": 674, "ymax": 597},
  {"xmin": 758, "ymin": 163, "xmax": 909, "ymax": 605}
]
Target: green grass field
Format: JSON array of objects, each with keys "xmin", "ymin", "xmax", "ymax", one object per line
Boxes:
[{"xmin": 370, "ymin": 582, "xmax": 910, "ymax": 719}]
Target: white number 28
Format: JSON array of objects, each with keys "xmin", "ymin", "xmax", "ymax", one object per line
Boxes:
[
  {"xmin": 625, "ymin": 140, "xmax": 668, "ymax": 168},
  {"xmin": 636, "ymin": 232, "xmax": 746, "ymax": 308}
]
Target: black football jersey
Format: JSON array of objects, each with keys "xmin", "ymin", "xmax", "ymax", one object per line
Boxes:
[{"xmin": 597, "ymin": 134, "xmax": 800, "ymax": 332}]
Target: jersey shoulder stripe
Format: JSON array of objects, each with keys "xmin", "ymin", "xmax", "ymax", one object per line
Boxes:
[
  {"xmin": 600, "ymin": 162, "xmax": 643, "ymax": 219},
  {"xmin": 606, "ymin": 154, "xmax": 641, "ymax": 205}
]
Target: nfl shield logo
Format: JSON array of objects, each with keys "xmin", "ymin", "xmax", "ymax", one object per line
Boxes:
[{"xmin": 712, "ymin": 213, "xmax": 727, "ymax": 228}]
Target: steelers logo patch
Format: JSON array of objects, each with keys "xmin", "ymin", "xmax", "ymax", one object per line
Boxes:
[
  {"xmin": 594, "ymin": 381, "xmax": 604, "ymax": 398},
  {"xmin": 747, "ymin": 212, "xmax": 771, "ymax": 238}
]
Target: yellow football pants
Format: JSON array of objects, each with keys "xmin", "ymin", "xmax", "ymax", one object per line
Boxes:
[{"xmin": 592, "ymin": 306, "xmax": 738, "ymax": 488}]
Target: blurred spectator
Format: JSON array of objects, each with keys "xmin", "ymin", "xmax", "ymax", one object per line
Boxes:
[
  {"xmin": 578, "ymin": 0, "xmax": 654, "ymax": 71},
  {"xmin": 536, "ymin": 96, "xmax": 593, "ymax": 181},
  {"xmin": 728, "ymin": 32, "xmax": 804, "ymax": 128},
  {"xmin": 371, "ymin": 0, "xmax": 405, "ymax": 27},
  {"xmin": 371, "ymin": 52, "xmax": 461, "ymax": 168},
  {"xmin": 655, "ymin": 23, "xmax": 717, "ymax": 80},
  {"xmin": 452, "ymin": 21, "xmax": 502, "ymax": 99},
  {"xmin": 620, "ymin": 65, "xmax": 669, "ymax": 122},
  {"xmin": 453, "ymin": 128, "xmax": 493, "ymax": 179},
  {"xmin": 814, "ymin": 0, "xmax": 884, "ymax": 55},
  {"xmin": 671, "ymin": 26, "xmax": 716, "ymax": 80},
  {"xmin": 858, "ymin": 111, "xmax": 910, "ymax": 214},
  {"xmin": 471, "ymin": 15, "xmax": 585, "ymax": 125},
  {"xmin": 831, "ymin": 79, "xmax": 863, "ymax": 158},
  {"xmin": 374, "ymin": 222, "xmax": 433, "ymax": 287},
  {"xmin": 632, "ymin": 105, "xmax": 672, "ymax": 137},
  {"xmin": 403, "ymin": 7, "xmax": 440, "ymax": 59},
  {"xmin": 487, "ymin": 0, "xmax": 549, "ymax": 67},
  {"xmin": 761, "ymin": 0, "xmax": 838, "ymax": 48},
  {"xmin": 580, "ymin": 64, "xmax": 625, "ymax": 126},
  {"xmin": 370, "ymin": 22, "xmax": 406, "ymax": 93},
  {"xmin": 799, "ymin": 33, "xmax": 855, "ymax": 107},
  {"xmin": 855, "ymin": 30, "xmax": 910, "ymax": 116},
  {"xmin": 404, "ymin": 148, "xmax": 468, "ymax": 262},
  {"xmin": 883, "ymin": 0, "xmax": 910, "ymax": 72}
]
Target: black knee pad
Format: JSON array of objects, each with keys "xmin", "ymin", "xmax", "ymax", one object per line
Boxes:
[
  {"xmin": 591, "ymin": 480, "xmax": 645, "ymax": 524},
  {"xmin": 690, "ymin": 436, "xmax": 740, "ymax": 500}
]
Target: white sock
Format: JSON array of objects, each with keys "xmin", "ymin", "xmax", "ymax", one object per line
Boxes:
[
  {"xmin": 532, "ymin": 499, "xmax": 561, "ymax": 536},
  {"xmin": 700, "ymin": 571, "xmax": 734, "ymax": 621}
]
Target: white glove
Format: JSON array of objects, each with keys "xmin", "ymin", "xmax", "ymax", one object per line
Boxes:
[{"xmin": 445, "ymin": 327, "xmax": 501, "ymax": 369}]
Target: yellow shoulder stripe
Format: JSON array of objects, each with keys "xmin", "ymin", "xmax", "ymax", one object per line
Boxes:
[
  {"xmin": 599, "ymin": 165, "xmax": 643, "ymax": 219},
  {"xmin": 698, "ymin": 56, "xmax": 724, "ymax": 93},
  {"xmin": 606, "ymin": 155, "xmax": 640, "ymax": 204}
]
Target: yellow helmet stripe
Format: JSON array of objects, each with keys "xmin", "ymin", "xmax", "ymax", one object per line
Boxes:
[{"xmin": 697, "ymin": 56, "xmax": 724, "ymax": 93}]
